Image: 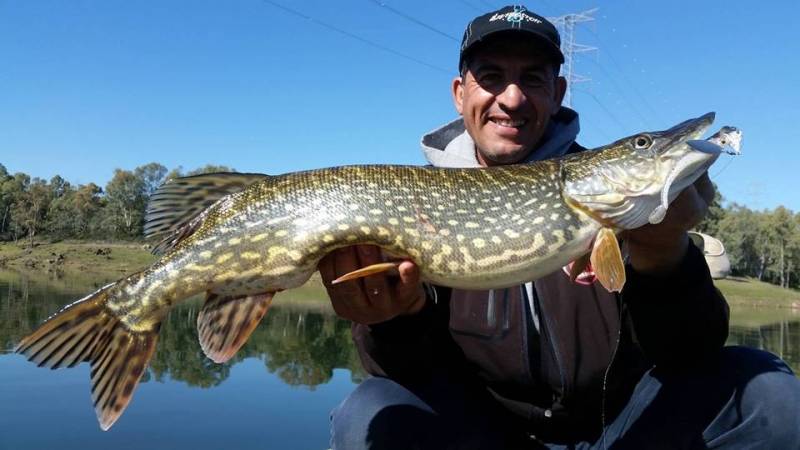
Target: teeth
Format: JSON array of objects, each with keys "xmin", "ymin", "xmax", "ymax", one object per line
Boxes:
[{"xmin": 493, "ymin": 119, "xmax": 526, "ymax": 127}]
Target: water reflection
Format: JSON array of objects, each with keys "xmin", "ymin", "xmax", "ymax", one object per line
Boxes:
[
  {"xmin": 0, "ymin": 269, "xmax": 366, "ymax": 389},
  {"xmin": 728, "ymin": 321, "xmax": 800, "ymax": 373}
]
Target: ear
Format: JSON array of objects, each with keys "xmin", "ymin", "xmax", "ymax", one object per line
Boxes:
[
  {"xmin": 552, "ymin": 76, "xmax": 567, "ymax": 114},
  {"xmin": 451, "ymin": 76, "xmax": 465, "ymax": 115}
]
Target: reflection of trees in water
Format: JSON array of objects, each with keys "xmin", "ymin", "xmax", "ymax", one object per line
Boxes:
[
  {"xmin": 728, "ymin": 321, "xmax": 800, "ymax": 373},
  {"xmin": 148, "ymin": 302, "xmax": 366, "ymax": 388},
  {"xmin": 0, "ymin": 271, "xmax": 366, "ymax": 388}
]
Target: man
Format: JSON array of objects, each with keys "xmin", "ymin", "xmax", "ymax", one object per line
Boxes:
[{"xmin": 323, "ymin": 6, "xmax": 800, "ymax": 449}]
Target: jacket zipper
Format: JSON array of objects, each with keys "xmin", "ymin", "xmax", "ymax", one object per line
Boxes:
[{"xmin": 531, "ymin": 282, "xmax": 567, "ymax": 401}]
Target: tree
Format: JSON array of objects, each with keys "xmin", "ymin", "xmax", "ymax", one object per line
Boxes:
[
  {"xmin": 716, "ymin": 204, "xmax": 765, "ymax": 278},
  {"xmin": 49, "ymin": 175, "xmax": 70, "ymax": 198},
  {"xmin": 46, "ymin": 182, "xmax": 103, "ymax": 238},
  {"xmin": 695, "ymin": 182, "xmax": 725, "ymax": 236},
  {"xmin": 103, "ymin": 169, "xmax": 146, "ymax": 237},
  {"xmin": 134, "ymin": 162, "xmax": 168, "ymax": 197},
  {"xmin": 0, "ymin": 164, "xmax": 15, "ymax": 236},
  {"xmin": 164, "ymin": 164, "xmax": 235, "ymax": 184},
  {"xmin": 788, "ymin": 213, "xmax": 800, "ymax": 288},
  {"xmin": 766, "ymin": 207, "xmax": 796, "ymax": 288},
  {"xmin": 186, "ymin": 164, "xmax": 235, "ymax": 176},
  {"xmin": 10, "ymin": 177, "xmax": 53, "ymax": 247}
]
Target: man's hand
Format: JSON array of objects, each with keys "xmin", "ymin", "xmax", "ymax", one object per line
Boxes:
[
  {"xmin": 623, "ymin": 172, "xmax": 715, "ymax": 275},
  {"xmin": 319, "ymin": 245, "xmax": 427, "ymax": 325}
]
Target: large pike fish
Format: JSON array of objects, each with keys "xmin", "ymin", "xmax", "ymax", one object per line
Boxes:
[{"xmin": 15, "ymin": 113, "xmax": 738, "ymax": 430}]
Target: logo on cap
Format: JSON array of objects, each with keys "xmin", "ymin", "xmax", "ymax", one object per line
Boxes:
[{"xmin": 489, "ymin": 6, "xmax": 542, "ymax": 25}]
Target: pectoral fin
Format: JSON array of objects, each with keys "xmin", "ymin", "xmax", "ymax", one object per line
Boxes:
[
  {"xmin": 330, "ymin": 262, "xmax": 401, "ymax": 285},
  {"xmin": 590, "ymin": 227, "xmax": 626, "ymax": 292},
  {"xmin": 197, "ymin": 292, "xmax": 274, "ymax": 364}
]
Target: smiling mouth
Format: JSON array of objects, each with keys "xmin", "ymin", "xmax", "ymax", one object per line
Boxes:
[{"xmin": 490, "ymin": 118, "xmax": 527, "ymax": 128}]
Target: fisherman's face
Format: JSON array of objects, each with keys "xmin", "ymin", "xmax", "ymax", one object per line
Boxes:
[{"xmin": 453, "ymin": 36, "xmax": 566, "ymax": 166}]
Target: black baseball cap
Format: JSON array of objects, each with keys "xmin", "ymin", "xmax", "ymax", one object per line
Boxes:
[{"xmin": 459, "ymin": 5, "xmax": 564, "ymax": 71}]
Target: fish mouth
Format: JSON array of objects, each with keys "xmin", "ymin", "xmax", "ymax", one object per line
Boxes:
[
  {"xmin": 660, "ymin": 112, "xmax": 716, "ymax": 150},
  {"xmin": 648, "ymin": 113, "xmax": 728, "ymax": 224}
]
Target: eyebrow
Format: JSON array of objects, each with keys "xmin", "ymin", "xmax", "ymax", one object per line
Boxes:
[{"xmin": 470, "ymin": 60, "xmax": 552, "ymax": 74}]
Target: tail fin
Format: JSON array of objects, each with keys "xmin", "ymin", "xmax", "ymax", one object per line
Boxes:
[{"xmin": 15, "ymin": 283, "xmax": 160, "ymax": 431}]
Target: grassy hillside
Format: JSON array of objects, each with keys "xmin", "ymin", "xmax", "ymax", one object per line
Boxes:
[
  {"xmin": 715, "ymin": 277, "xmax": 800, "ymax": 309},
  {"xmin": 0, "ymin": 240, "xmax": 156, "ymax": 276}
]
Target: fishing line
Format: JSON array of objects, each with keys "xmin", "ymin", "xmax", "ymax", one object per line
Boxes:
[
  {"xmin": 600, "ymin": 305, "xmax": 623, "ymax": 450},
  {"xmin": 711, "ymin": 157, "xmax": 735, "ymax": 180}
]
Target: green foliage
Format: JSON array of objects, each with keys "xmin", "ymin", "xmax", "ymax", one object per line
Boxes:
[
  {"xmin": 165, "ymin": 164, "xmax": 236, "ymax": 181},
  {"xmin": 696, "ymin": 182, "xmax": 724, "ymax": 236},
  {"xmin": 0, "ymin": 162, "xmax": 236, "ymax": 243},
  {"xmin": 103, "ymin": 169, "xmax": 147, "ymax": 237},
  {"xmin": 715, "ymin": 203, "xmax": 800, "ymax": 289}
]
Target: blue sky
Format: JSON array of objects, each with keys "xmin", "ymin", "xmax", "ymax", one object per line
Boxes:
[{"xmin": 2, "ymin": 0, "xmax": 798, "ymax": 210}]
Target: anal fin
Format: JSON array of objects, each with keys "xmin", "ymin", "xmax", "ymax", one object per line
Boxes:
[
  {"xmin": 197, "ymin": 292, "xmax": 274, "ymax": 364},
  {"xmin": 590, "ymin": 227, "xmax": 626, "ymax": 293}
]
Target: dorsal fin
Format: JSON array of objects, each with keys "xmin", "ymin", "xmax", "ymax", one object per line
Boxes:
[{"xmin": 144, "ymin": 172, "xmax": 268, "ymax": 254}]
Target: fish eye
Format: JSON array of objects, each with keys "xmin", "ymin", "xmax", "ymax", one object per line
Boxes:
[{"xmin": 633, "ymin": 134, "xmax": 653, "ymax": 149}]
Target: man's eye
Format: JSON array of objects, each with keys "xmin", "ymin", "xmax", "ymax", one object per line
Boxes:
[
  {"xmin": 521, "ymin": 75, "xmax": 546, "ymax": 87},
  {"xmin": 478, "ymin": 73, "xmax": 502, "ymax": 84}
]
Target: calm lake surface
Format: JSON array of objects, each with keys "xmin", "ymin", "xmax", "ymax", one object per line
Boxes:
[{"xmin": 1, "ymin": 269, "xmax": 798, "ymax": 450}]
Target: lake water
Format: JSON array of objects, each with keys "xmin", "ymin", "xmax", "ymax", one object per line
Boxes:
[{"xmin": 1, "ymin": 270, "xmax": 798, "ymax": 450}]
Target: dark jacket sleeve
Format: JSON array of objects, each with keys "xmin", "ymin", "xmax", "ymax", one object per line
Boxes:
[
  {"xmin": 622, "ymin": 240, "xmax": 730, "ymax": 368},
  {"xmin": 351, "ymin": 286, "xmax": 470, "ymax": 383}
]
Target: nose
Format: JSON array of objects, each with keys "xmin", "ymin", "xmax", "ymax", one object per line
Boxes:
[{"xmin": 497, "ymin": 82, "xmax": 527, "ymax": 110}]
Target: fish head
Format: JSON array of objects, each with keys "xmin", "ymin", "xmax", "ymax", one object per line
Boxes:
[{"xmin": 562, "ymin": 112, "xmax": 729, "ymax": 230}]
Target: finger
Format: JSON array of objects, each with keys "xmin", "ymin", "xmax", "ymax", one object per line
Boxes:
[
  {"xmin": 396, "ymin": 261, "xmax": 424, "ymax": 308},
  {"xmin": 694, "ymin": 172, "xmax": 714, "ymax": 205},
  {"xmin": 355, "ymin": 245, "xmax": 384, "ymax": 266},
  {"xmin": 330, "ymin": 246, "xmax": 373, "ymax": 307},
  {"xmin": 357, "ymin": 246, "xmax": 392, "ymax": 311},
  {"xmin": 318, "ymin": 252, "xmax": 337, "ymax": 285},
  {"xmin": 335, "ymin": 246, "xmax": 364, "ymax": 278},
  {"xmin": 670, "ymin": 186, "xmax": 706, "ymax": 231},
  {"xmin": 397, "ymin": 260, "xmax": 421, "ymax": 286}
]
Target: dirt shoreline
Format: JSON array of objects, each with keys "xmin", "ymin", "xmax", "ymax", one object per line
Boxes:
[{"xmin": 0, "ymin": 240, "xmax": 157, "ymax": 277}]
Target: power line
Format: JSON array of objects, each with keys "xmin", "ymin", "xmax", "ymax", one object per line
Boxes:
[
  {"xmin": 368, "ymin": 0, "xmax": 459, "ymax": 42},
  {"xmin": 584, "ymin": 57, "xmax": 651, "ymax": 128},
  {"xmin": 455, "ymin": 0, "xmax": 484, "ymax": 14},
  {"xmin": 574, "ymin": 88, "xmax": 628, "ymax": 133},
  {"xmin": 582, "ymin": 121, "xmax": 614, "ymax": 143},
  {"xmin": 579, "ymin": 24, "xmax": 662, "ymax": 123},
  {"xmin": 260, "ymin": 0, "xmax": 451, "ymax": 75}
]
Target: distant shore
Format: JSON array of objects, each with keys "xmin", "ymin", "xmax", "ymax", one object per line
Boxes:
[
  {"xmin": 2, "ymin": 240, "xmax": 799, "ymax": 309},
  {"xmin": 0, "ymin": 240, "xmax": 156, "ymax": 277}
]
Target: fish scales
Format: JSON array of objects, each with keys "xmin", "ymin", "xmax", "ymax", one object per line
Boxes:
[
  {"xmin": 15, "ymin": 113, "xmax": 734, "ymax": 430},
  {"xmin": 112, "ymin": 164, "xmax": 601, "ymax": 330}
]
